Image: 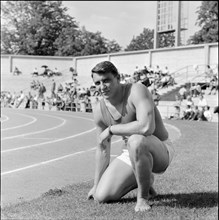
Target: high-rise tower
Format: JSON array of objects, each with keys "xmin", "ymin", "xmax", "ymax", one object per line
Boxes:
[{"xmin": 154, "ymin": 1, "xmax": 189, "ymax": 48}]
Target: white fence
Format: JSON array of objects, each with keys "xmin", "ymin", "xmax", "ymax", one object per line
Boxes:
[{"xmin": 1, "ymin": 43, "xmax": 218, "ymax": 86}]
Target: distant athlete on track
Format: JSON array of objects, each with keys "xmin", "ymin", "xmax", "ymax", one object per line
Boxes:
[{"xmin": 87, "ymin": 61, "xmax": 175, "ymax": 212}]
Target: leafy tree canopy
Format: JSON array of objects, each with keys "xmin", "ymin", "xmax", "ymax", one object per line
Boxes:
[
  {"xmin": 1, "ymin": 1, "xmax": 78, "ymax": 55},
  {"xmin": 125, "ymin": 28, "xmax": 154, "ymax": 51},
  {"xmin": 188, "ymin": 1, "xmax": 218, "ymax": 44},
  {"xmin": 1, "ymin": 1, "xmax": 122, "ymax": 56}
]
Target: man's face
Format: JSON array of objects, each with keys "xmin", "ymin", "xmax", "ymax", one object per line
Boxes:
[{"xmin": 92, "ymin": 72, "xmax": 119, "ymax": 99}]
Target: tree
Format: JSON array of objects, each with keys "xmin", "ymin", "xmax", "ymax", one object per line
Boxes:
[
  {"xmin": 158, "ymin": 32, "xmax": 175, "ymax": 48},
  {"xmin": 125, "ymin": 28, "xmax": 154, "ymax": 51},
  {"xmin": 1, "ymin": 1, "xmax": 78, "ymax": 55},
  {"xmin": 105, "ymin": 40, "xmax": 122, "ymax": 54},
  {"xmin": 1, "ymin": 1, "xmax": 122, "ymax": 56},
  {"xmin": 188, "ymin": 1, "xmax": 218, "ymax": 44},
  {"xmin": 55, "ymin": 26, "xmax": 122, "ymax": 56}
]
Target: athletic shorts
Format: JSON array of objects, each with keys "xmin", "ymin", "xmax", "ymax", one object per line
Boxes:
[{"xmin": 116, "ymin": 138, "xmax": 175, "ymax": 173}]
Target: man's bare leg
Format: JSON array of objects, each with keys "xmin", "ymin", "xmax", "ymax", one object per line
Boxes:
[
  {"xmin": 134, "ymin": 152, "xmax": 153, "ymax": 212},
  {"xmin": 128, "ymin": 135, "xmax": 168, "ymax": 212}
]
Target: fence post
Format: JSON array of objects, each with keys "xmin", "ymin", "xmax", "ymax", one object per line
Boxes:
[{"xmin": 186, "ymin": 66, "xmax": 188, "ymax": 83}]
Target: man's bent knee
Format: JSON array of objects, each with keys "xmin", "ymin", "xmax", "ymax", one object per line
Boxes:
[
  {"xmin": 94, "ymin": 188, "xmax": 117, "ymax": 203},
  {"xmin": 127, "ymin": 135, "xmax": 150, "ymax": 159}
]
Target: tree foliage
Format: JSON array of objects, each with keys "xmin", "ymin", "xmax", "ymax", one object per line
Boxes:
[
  {"xmin": 124, "ymin": 28, "xmax": 154, "ymax": 51},
  {"xmin": 188, "ymin": 1, "xmax": 218, "ymax": 44},
  {"xmin": 1, "ymin": 1, "xmax": 78, "ymax": 55},
  {"xmin": 158, "ymin": 32, "xmax": 175, "ymax": 48},
  {"xmin": 1, "ymin": 1, "xmax": 122, "ymax": 56}
]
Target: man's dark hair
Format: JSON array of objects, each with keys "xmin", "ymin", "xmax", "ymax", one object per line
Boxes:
[{"xmin": 91, "ymin": 61, "xmax": 119, "ymax": 78}]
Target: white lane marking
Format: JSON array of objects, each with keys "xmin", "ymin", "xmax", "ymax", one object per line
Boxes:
[
  {"xmin": 1, "ymin": 139, "xmax": 122, "ymax": 176},
  {"xmin": 1, "ymin": 113, "xmax": 37, "ymax": 131},
  {"xmin": 164, "ymin": 123, "xmax": 182, "ymax": 141},
  {"xmin": 2, "ymin": 113, "xmax": 66, "ymax": 140},
  {"xmin": 1, "ymin": 114, "xmax": 9, "ymax": 122},
  {"xmin": 2, "ymin": 127, "xmax": 96, "ymax": 153},
  {"xmin": 1, "ymin": 115, "xmax": 95, "ymax": 153}
]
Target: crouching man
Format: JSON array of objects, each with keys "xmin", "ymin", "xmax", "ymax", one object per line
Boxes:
[{"xmin": 87, "ymin": 61, "xmax": 175, "ymax": 212}]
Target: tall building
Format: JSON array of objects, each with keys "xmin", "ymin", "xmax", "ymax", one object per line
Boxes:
[{"xmin": 154, "ymin": 1, "xmax": 189, "ymax": 49}]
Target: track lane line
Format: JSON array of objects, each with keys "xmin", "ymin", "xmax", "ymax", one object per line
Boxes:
[
  {"xmin": 1, "ymin": 139, "xmax": 122, "ymax": 176},
  {"xmin": 2, "ymin": 113, "xmax": 66, "ymax": 140},
  {"xmin": 1, "ymin": 114, "xmax": 95, "ymax": 153},
  {"xmin": 1, "ymin": 113, "xmax": 37, "ymax": 131},
  {"xmin": 2, "ymin": 127, "xmax": 96, "ymax": 153},
  {"xmin": 1, "ymin": 114, "xmax": 9, "ymax": 122}
]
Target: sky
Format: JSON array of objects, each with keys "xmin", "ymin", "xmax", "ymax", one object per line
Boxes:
[{"xmin": 62, "ymin": 1, "xmax": 202, "ymax": 49}]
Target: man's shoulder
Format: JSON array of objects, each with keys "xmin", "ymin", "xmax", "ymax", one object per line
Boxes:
[{"xmin": 130, "ymin": 82, "xmax": 150, "ymax": 96}]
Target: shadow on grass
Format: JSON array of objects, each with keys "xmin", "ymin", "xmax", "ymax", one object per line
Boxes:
[{"xmin": 111, "ymin": 191, "xmax": 218, "ymax": 209}]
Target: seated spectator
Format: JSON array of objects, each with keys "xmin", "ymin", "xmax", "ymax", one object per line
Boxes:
[
  {"xmin": 32, "ymin": 94, "xmax": 38, "ymax": 109},
  {"xmin": 167, "ymin": 74, "xmax": 177, "ymax": 87},
  {"xmin": 73, "ymin": 78, "xmax": 79, "ymax": 87},
  {"xmin": 181, "ymin": 105, "xmax": 193, "ymax": 120},
  {"xmin": 42, "ymin": 98, "xmax": 46, "ymax": 110},
  {"xmin": 205, "ymin": 65, "xmax": 214, "ymax": 82},
  {"xmin": 120, "ymin": 74, "xmax": 126, "ymax": 84},
  {"xmin": 89, "ymin": 86, "xmax": 97, "ymax": 96},
  {"xmin": 208, "ymin": 75, "xmax": 218, "ymax": 95},
  {"xmin": 162, "ymin": 66, "xmax": 169, "ymax": 76},
  {"xmin": 186, "ymin": 95, "xmax": 194, "ymax": 107},
  {"xmin": 124, "ymin": 74, "xmax": 132, "ymax": 83},
  {"xmin": 47, "ymin": 68, "xmax": 53, "ymax": 77},
  {"xmin": 16, "ymin": 90, "xmax": 25, "ymax": 108},
  {"xmin": 46, "ymin": 97, "xmax": 54, "ymax": 110},
  {"xmin": 131, "ymin": 71, "xmax": 140, "ymax": 83},
  {"xmin": 57, "ymin": 83, "xmax": 64, "ymax": 93},
  {"xmin": 189, "ymin": 106, "xmax": 200, "ymax": 121},
  {"xmin": 197, "ymin": 94, "xmax": 208, "ymax": 108},
  {"xmin": 169, "ymin": 95, "xmax": 182, "ymax": 120},
  {"xmin": 190, "ymin": 83, "xmax": 202, "ymax": 97},
  {"xmin": 169, "ymin": 105, "xmax": 180, "ymax": 120},
  {"xmin": 159, "ymin": 75, "xmax": 170, "ymax": 88},
  {"xmin": 203, "ymin": 106, "xmax": 212, "ymax": 121},
  {"xmin": 134, "ymin": 66, "xmax": 139, "ymax": 73},
  {"xmin": 86, "ymin": 99, "xmax": 93, "ymax": 112},
  {"xmin": 25, "ymin": 92, "xmax": 33, "ymax": 109},
  {"xmin": 37, "ymin": 83, "xmax": 47, "ymax": 109},
  {"xmin": 190, "ymin": 83, "xmax": 196, "ymax": 97},
  {"xmin": 54, "ymin": 67, "xmax": 58, "ymax": 75},
  {"xmin": 154, "ymin": 65, "xmax": 161, "ymax": 75},
  {"xmin": 151, "ymin": 89, "xmax": 161, "ymax": 106},
  {"xmin": 139, "ymin": 71, "xmax": 150, "ymax": 87},
  {"xmin": 193, "ymin": 64, "xmax": 199, "ymax": 75},
  {"xmin": 53, "ymin": 67, "xmax": 61, "ymax": 76},
  {"xmin": 198, "ymin": 106, "xmax": 208, "ymax": 121},
  {"xmin": 32, "ymin": 67, "xmax": 39, "ymax": 76},
  {"xmin": 51, "ymin": 79, "xmax": 56, "ymax": 98},
  {"xmin": 13, "ymin": 67, "xmax": 22, "ymax": 76},
  {"xmin": 56, "ymin": 95, "xmax": 65, "ymax": 111},
  {"xmin": 178, "ymin": 86, "xmax": 187, "ymax": 100},
  {"xmin": 143, "ymin": 66, "xmax": 150, "ymax": 74}
]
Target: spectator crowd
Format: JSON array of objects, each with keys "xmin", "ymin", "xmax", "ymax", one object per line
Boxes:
[{"xmin": 1, "ymin": 64, "xmax": 217, "ymax": 122}]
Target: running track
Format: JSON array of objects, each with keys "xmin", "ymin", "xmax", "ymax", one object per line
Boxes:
[{"xmin": 1, "ymin": 108, "xmax": 181, "ymax": 207}]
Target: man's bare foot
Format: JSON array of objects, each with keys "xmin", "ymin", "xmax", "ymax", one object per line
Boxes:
[
  {"xmin": 135, "ymin": 198, "xmax": 151, "ymax": 212},
  {"xmin": 149, "ymin": 186, "xmax": 157, "ymax": 199}
]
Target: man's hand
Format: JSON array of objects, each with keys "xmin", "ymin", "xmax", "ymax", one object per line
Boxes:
[
  {"xmin": 87, "ymin": 186, "xmax": 96, "ymax": 200},
  {"xmin": 99, "ymin": 127, "xmax": 112, "ymax": 145}
]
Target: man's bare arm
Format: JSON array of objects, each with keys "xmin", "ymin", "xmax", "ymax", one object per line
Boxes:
[
  {"xmin": 110, "ymin": 83, "xmax": 155, "ymax": 136},
  {"xmin": 92, "ymin": 104, "xmax": 111, "ymax": 188}
]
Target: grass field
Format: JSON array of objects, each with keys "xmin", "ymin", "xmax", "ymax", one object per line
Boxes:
[{"xmin": 1, "ymin": 120, "xmax": 218, "ymax": 220}]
